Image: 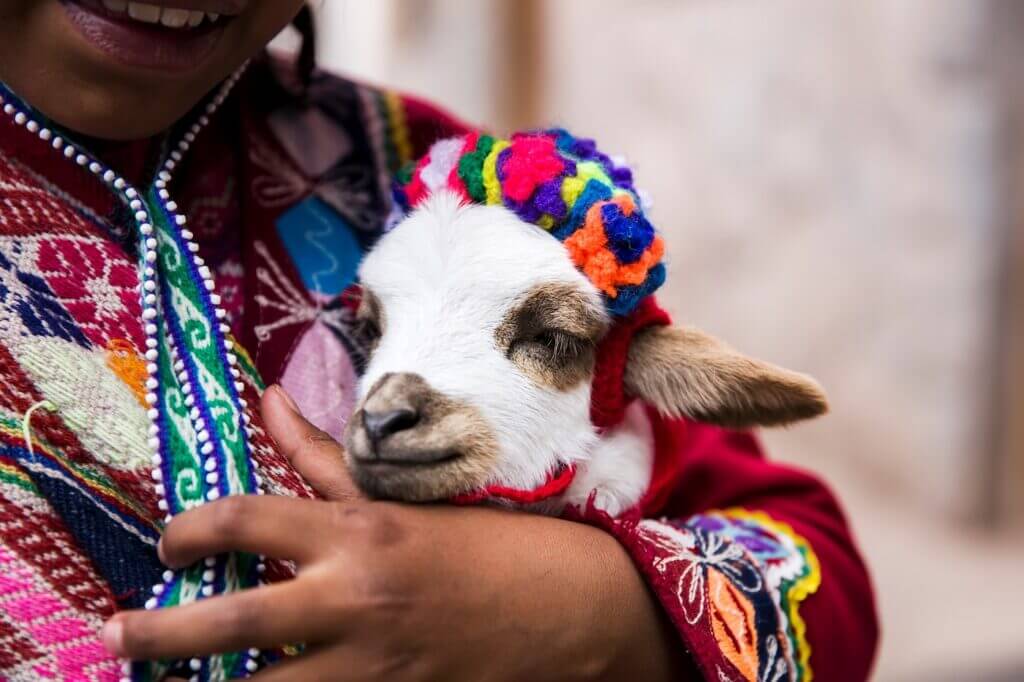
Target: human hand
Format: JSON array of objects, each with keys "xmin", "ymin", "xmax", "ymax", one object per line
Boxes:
[{"xmin": 104, "ymin": 386, "xmax": 685, "ymax": 681}]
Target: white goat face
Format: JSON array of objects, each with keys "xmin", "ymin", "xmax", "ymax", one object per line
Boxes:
[{"xmin": 344, "ymin": 191, "xmax": 609, "ymax": 501}]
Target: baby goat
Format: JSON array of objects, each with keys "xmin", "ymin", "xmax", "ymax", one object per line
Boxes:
[{"xmin": 342, "ymin": 131, "xmax": 826, "ymax": 516}]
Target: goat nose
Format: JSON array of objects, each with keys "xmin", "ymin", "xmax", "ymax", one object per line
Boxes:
[{"xmin": 363, "ymin": 408, "xmax": 420, "ymax": 443}]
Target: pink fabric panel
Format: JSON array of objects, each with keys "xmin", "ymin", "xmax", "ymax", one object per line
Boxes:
[{"xmin": 279, "ymin": 321, "xmax": 358, "ymax": 441}]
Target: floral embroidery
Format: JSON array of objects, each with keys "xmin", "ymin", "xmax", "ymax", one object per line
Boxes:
[
  {"xmin": 0, "ymin": 62, "xmax": 435, "ymax": 681},
  {"xmin": 251, "ymin": 239, "xmax": 321, "ymax": 343},
  {"xmin": 638, "ymin": 509, "xmax": 820, "ymax": 682}
]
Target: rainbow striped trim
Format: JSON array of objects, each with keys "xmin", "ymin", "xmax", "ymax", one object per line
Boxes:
[
  {"xmin": 0, "ymin": 416, "xmax": 160, "ymax": 540},
  {"xmin": 368, "ymin": 90, "xmax": 415, "ymax": 175},
  {"xmin": 709, "ymin": 508, "xmax": 822, "ymax": 682}
]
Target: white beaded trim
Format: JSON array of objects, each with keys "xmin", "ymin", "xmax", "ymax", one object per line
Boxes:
[{"xmin": 1, "ymin": 65, "xmax": 265, "ymax": 680}]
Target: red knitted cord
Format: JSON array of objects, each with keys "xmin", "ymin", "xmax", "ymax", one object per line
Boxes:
[
  {"xmin": 590, "ymin": 295, "xmax": 671, "ymax": 431},
  {"xmin": 450, "ymin": 464, "xmax": 578, "ymax": 506}
]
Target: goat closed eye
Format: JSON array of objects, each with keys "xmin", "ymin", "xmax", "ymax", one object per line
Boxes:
[
  {"xmin": 518, "ymin": 329, "xmax": 587, "ymax": 360},
  {"xmin": 507, "ymin": 328, "xmax": 595, "ymax": 391}
]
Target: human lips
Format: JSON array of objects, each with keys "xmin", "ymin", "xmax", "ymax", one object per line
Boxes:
[
  {"xmin": 62, "ymin": 0, "xmax": 241, "ymax": 72},
  {"xmin": 95, "ymin": 1, "xmax": 242, "ymax": 29}
]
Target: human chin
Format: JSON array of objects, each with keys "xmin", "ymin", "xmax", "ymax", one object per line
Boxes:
[{"xmin": 0, "ymin": 0, "xmax": 301, "ymax": 139}]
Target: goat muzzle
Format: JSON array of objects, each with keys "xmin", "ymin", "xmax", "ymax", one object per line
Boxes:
[{"xmin": 342, "ymin": 372, "xmax": 500, "ymax": 501}]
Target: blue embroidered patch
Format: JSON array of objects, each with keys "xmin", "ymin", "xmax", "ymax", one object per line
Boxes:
[{"xmin": 275, "ymin": 197, "xmax": 362, "ymax": 297}]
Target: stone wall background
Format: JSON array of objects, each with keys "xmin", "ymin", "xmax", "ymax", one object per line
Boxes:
[{"xmin": 312, "ymin": 1, "xmax": 1024, "ymax": 678}]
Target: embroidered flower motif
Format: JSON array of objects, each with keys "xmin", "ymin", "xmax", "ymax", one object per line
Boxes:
[
  {"xmin": 637, "ymin": 511, "xmax": 821, "ymax": 682},
  {"xmin": 704, "ymin": 510, "xmax": 822, "ymax": 681},
  {"xmin": 185, "ymin": 175, "xmax": 238, "ymax": 243},
  {"xmin": 33, "ymin": 236, "xmax": 142, "ymax": 349},
  {"xmin": 640, "ymin": 520, "xmax": 763, "ymax": 627}
]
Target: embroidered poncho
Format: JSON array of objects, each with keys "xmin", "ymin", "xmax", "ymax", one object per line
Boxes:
[{"xmin": 0, "ymin": 55, "xmax": 878, "ymax": 681}]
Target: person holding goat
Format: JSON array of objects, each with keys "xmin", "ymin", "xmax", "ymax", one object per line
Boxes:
[{"xmin": 0, "ymin": 2, "xmax": 878, "ymax": 680}]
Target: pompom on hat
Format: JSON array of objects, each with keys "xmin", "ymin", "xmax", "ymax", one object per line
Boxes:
[{"xmin": 392, "ymin": 128, "xmax": 666, "ymax": 316}]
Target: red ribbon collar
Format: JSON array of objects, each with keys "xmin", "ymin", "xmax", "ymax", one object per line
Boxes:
[{"xmin": 450, "ymin": 462, "xmax": 578, "ymax": 506}]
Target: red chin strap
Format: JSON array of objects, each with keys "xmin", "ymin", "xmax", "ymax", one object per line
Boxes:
[
  {"xmin": 589, "ymin": 296, "xmax": 671, "ymax": 430},
  {"xmin": 450, "ymin": 462, "xmax": 578, "ymax": 506},
  {"xmin": 447, "ymin": 298, "xmax": 673, "ymax": 509}
]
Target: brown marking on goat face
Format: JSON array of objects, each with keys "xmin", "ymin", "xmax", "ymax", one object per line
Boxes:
[
  {"xmin": 494, "ymin": 282, "xmax": 609, "ymax": 391},
  {"xmin": 343, "ymin": 372, "xmax": 499, "ymax": 502},
  {"xmin": 623, "ymin": 325, "xmax": 829, "ymax": 428},
  {"xmin": 354, "ymin": 287, "xmax": 385, "ymax": 352}
]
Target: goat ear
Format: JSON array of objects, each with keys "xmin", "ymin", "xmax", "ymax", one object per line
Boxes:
[{"xmin": 623, "ymin": 325, "xmax": 828, "ymax": 428}]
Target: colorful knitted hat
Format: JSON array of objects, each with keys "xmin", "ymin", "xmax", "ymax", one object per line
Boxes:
[{"xmin": 393, "ymin": 129, "xmax": 666, "ymax": 316}]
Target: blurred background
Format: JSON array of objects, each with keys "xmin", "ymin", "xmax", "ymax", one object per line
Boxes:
[{"xmin": 295, "ymin": 1, "xmax": 1024, "ymax": 679}]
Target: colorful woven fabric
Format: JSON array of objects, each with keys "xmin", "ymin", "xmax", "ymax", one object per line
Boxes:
[
  {"xmin": 0, "ymin": 55, "xmax": 457, "ymax": 681},
  {"xmin": 0, "ymin": 53, "xmax": 878, "ymax": 682},
  {"xmin": 394, "ymin": 129, "xmax": 666, "ymax": 316},
  {"xmin": 0, "ymin": 70, "xmax": 264, "ymax": 680}
]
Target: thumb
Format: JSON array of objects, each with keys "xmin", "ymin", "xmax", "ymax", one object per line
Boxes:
[{"xmin": 260, "ymin": 385, "xmax": 362, "ymax": 502}]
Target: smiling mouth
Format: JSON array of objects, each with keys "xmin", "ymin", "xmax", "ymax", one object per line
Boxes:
[
  {"xmin": 86, "ymin": 1, "xmax": 228, "ymax": 30},
  {"xmin": 62, "ymin": 0, "xmax": 239, "ymax": 72}
]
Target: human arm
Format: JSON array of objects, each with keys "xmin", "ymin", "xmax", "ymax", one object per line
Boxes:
[{"xmin": 104, "ymin": 387, "xmax": 691, "ymax": 681}]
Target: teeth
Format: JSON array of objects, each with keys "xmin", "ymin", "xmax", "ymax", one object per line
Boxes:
[
  {"xmin": 160, "ymin": 8, "xmax": 189, "ymax": 27},
  {"xmin": 127, "ymin": 2, "xmax": 161, "ymax": 22},
  {"xmin": 109, "ymin": 3, "xmax": 223, "ymax": 29}
]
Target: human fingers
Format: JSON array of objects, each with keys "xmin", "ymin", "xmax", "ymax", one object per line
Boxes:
[
  {"xmin": 158, "ymin": 495, "xmax": 331, "ymax": 568},
  {"xmin": 261, "ymin": 385, "xmax": 360, "ymax": 502}
]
